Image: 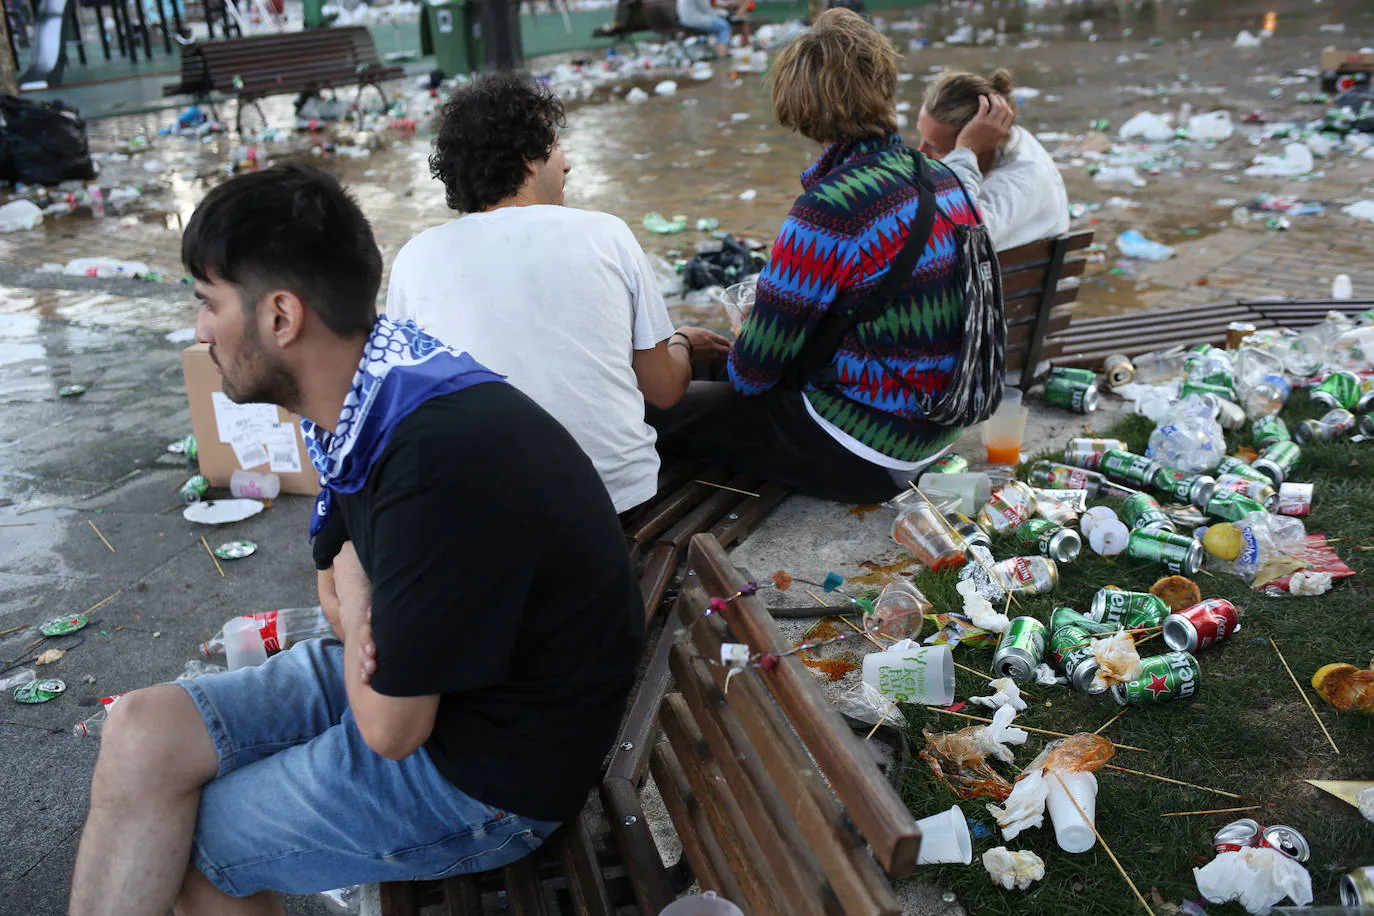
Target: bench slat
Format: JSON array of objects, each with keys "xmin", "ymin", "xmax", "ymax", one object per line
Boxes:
[
  {"xmin": 997, "ymin": 230, "xmax": 1094, "ymax": 269},
  {"xmin": 554, "ymin": 818, "xmax": 614, "ymax": 916},
  {"xmin": 649, "ymin": 741, "xmax": 743, "ymax": 902},
  {"xmin": 502, "ymin": 855, "xmax": 548, "ymax": 916},
  {"xmin": 709, "ymin": 481, "xmax": 790, "ymax": 549},
  {"xmin": 439, "ymin": 875, "xmax": 483, "ymax": 915},
  {"xmin": 602, "ymin": 776, "xmax": 676, "ymax": 914},
  {"xmin": 687, "ymin": 535, "xmax": 922, "ymax": 877},
  {"xmin": 1001, "ymin": 255, "xmax": 1087, "ymax": 297}
]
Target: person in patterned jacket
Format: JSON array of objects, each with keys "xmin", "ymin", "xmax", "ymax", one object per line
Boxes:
[{"xmin": 646, "ymin": 7, "xmax": 985, "ymax": 503}]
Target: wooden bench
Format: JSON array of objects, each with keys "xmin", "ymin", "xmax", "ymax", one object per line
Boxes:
[
  {"xmin": 163, "ymin": 26, "xmax": 404, "ymax": 133},
  {"xmin": 1049, "ymin": 296, "xmax": 1374, "ymax": 369},
  {"xmin": 376, "ymin": 467, "xmax": 790, "ymax": 915},
  {"xmin": 996, "ymin": 229, "xmax": 1095, "ymax": 391}
]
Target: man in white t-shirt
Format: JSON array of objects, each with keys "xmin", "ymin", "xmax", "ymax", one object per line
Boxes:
[{"xmin": 387, "ymin": 71, "xmax": 728, "ymax": 513}]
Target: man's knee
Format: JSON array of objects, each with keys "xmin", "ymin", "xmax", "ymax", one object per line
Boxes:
[{"xmin": 95, "ymin": 685, "xmax": 217, "ymax": 795}]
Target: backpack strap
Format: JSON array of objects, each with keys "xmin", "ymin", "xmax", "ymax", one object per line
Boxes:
[{"xmin": 785, "ymin": 151, "xmax": 940, "ymax": 390}]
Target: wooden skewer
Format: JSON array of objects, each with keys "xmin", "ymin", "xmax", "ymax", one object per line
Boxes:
[
  {"xmin": 1160, "ymin": 805, "xmax": 1263, "ymax": 818},
  {"xmin": 907, "ymin": 483, "xmax": 1021, "ymax": 609},
  {"xmin": 1052, "ymin": 773, "xmax": 1155, "ymax": 916},
  {"xmin": 1133, "ymin": 632, "xmax": 1161, "ymax": 648},
  {"xmin": 88, "ymin": 519, "xmax": 115, "ymax": 553},
  {"xmin": 1103, "ymin": 764, "xmax": 1264, "ymax": 803},
  {"xmin": 0, "ymin": 624, "xmax": 25, "ymax": 639},
  {"xmin": 835, "ymin": 610, "xmax": 885, "ymax": 650},
  {"xmin": 929, "ymin": 708, "xmax": 1147, "ymax": 752},
  {"xmin": 865, "ymin": 717, "xmax": 887, "ymax": 741},
  {"xmin": 694, "ymin": 479, "xmax": 760, "ymax": 498},
  {"xmin": 1061, "ymin": 627, "xmax": 1164, "ymax": 651},
  {"xmin": 0, "ymin": 523, "xmax": 36, "ymax": 528},
  {"xmin": 953, "ymin": 661, "xmax": 1038, "ymax": 700},
  {"xmin": 201, "ymin": 536, "xmax": 225, "ymax": 578},
  {"xmin": 1270, "ymin": 637, "xmax": 1340, "ymax": 756},
  {"xmin": 1094, "ymin": 707, "xmax": 1129, "ymax": 735},
  {"xmin": 83, "ymin": 590, "xmax": 123, "ymax": 616}
]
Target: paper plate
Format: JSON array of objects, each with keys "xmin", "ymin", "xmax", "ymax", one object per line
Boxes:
[{"xmin": 183, "ymin": 499, "xmax": 265, "ymax": 525}]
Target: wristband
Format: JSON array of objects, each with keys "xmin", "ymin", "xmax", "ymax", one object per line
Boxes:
[{"xmin": 669, "ymin": 333, "xmax": 694, "ymax": 358}]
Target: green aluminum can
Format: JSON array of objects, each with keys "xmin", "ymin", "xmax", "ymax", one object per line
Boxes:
[
  {"xmin": 1048, "ymin": 367, "xmax": 1098, "ymax": 386},
  {"xmin": 1252, "ymin": 415, "xmax": 1291, "ymax": 449},
  {"xmin": 1213, "ymin": 457, "xmax": 1270, "ymax": 483},
  {"xmin": 1050, "ymin": 624, "xmax": 1101, "ymax": 692},
  {"xmin": 1121, "ymin": 492, "xmax": 1176, "ymax": 533},
  {"xmin": 1151, "ymin": 466, "xmax": 1215, "ymax": 508},
  {"xmin": 1204, "ymin": 488, "xmax": 1269, "ymax": 522},
  {"xmin": 180, "ymin": 474, "xmax": 210, "ymax": 504},
  {"xmin": 1180, "ymin": 379, "xmax": 1237, "ymax": 401},
  {"xmin": 1099, "ymin": 449, "xmax": 1160, "ymax": 488},
  {"xmin": 927, "ymin": 454, "xmax": 970, "ymax": 474},
  {"xmin": 1045, "ymin": 375, "xmax": 1099, "ymax": 413},
  {"xmin": 993, "ymin": 616, "xmax": 1049, "ymax": 682},
  {"xmin": 1089, "ymin": 587, "xmax": 1169, "ymax": 629},
  {"xmin": 1252, "ymin": 440, "xmax": 1301, "ymax": 486},
  {"xmin": 1126, "ymin": 528, "xmax": 1203, "ymax": 575},
  {"xmin": 1111, "ymin": 650, "xmax": 1200, "ymax": 705},
  {"xmin": 1015, "ymin": 519, "xmax": 1082, "ymax": 563},
  {"xmin": 1050, "ymin": 606, "xmax": 1115, "ymax": 635},
  {"xmin": 1312, "ymin": 370, "xmax": 1362, "ymax": 411}
]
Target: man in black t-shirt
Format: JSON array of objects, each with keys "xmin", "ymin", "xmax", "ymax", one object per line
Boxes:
[{"xmin": 69, "ymin": 164, "xmax": 643, "ymax": 916}]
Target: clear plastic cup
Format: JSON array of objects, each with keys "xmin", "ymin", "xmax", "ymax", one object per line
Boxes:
[
  {"xmin": 717, "ymin": 277, "xmax": 757, "ymax": 336},
  {"xmin": 223, "ymin": 616, "xmax": 269, "ymax": 671},
  {"xmin": 866, "ymin": 579, "xmax": 932, "ymax": 641},
  {"xmin": 891, "ymin": 503, "xmax": 966, "ymax": 572},
  {"xmin": 659, "ymin": 891, "xmax": 745, "ymax": 916},
  {"xmin": 915, "ymin": 805, "xmax": 973, "ymax": 865},
  {"xmin": 982, "ymin": 390, "xmax": 1030, "ymax": 466},
  {"xmin": 916, "ymin": 472, "xmax": 991, "ymax": 516},
  {"xmin": 861, "ymin": 643, "xmax": 955, "ymax": 706},
  {"xmin": 1047, "ymin": 770, "xmax": 1098, "ymax": 853}
]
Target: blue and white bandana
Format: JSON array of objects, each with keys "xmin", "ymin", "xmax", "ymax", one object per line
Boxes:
[{"xmin": 302, "ymin": 317, "xmax": 506, "ymax": 539}]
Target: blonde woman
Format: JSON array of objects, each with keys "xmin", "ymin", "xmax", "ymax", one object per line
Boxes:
[{"xmin": 917, "ymin": 69, "xmax": 1069, "ymax": 251}]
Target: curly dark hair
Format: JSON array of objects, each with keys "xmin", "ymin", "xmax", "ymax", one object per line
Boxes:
[{"xmin": 430, "ymin": 71, "xmax": 567, "ymax": 213}]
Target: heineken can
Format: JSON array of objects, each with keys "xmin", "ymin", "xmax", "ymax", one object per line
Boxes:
[
  {"xmin": 1045, "ymin": 375, "xmax": 1099, "ymax": 413},
  {"xmin": 1214, "ymin": 456, "xmax": 1270, "ymax": 484},
  {"xmin": 1050, "ymin": 623, "xmax": 1102, "ymax": 693},
  {"xmin": 1028, "ymin": 460, "xmax": 1103, "ymax": 496},
  {"xmin": 1163, "ymin": 598, "xmax": 1240, "ymax": 652},
  {"xmin": 1089, "ymin": 587, "xmax": 1169, "ymax": 629},
  {"xmin": 180, "ymin": 474, "xmax": 211, "ymax": 504},
  {"xmin": 1126, "ymin": 528, "xmax": 1203, "ymax": 575},
  {"xmin": 1048, "ymin": 366, "xmax": 1098, "ymax": 386},
  {"xmin": 978, "ymin": 481, "xmax": 1038, "ymax": 535},
  {"xmin": 1252, "ymin": 440, "xmax": 1301, "ymax": 485},
  {"xmin": 1261, "ymin": 825, "xmax": 1310, "ymax": 864},
  {"xmin": 1121, "ymin": 492, "xmax": 1176, "ymax": 533},
  {"xmin": 1312, "ymin": 369, "xmax": 1361, "ymax": 410},
  {"xmin": 989, "ymin": 555, "xmax": 1059, "ymax": 596},
  {"xmin": 1050, "ymin": 605, "xmax": 1115, "ymax": 636},
  {"xmin": 1152, "ymin": 466, "xmax": 1215, "ymax": 508},
  {"xmin": 1295, "ymin": 408, "xmax": 1357, "ymax": 443},
  {"xmin": 1180, "ymin": 379, "xmax": 1237, "ymax": 402},
  {"xmin": 1015, "ymin": 518, "xmax": 1082, "ymax": 563},
  {"xmin": 1251, "ymin": 415, "xmax": 1291, "ymax": 449},
  {"xmin": 1099, "ymin": 449, "xmax": 1160, "ymax": 489},
  {"xmin": 993, "ymin": 616, "xmax": 1049, "ymax": 682},
  {"xmin": 945, "ymin": 511, "xmax": 992, "ymax": 551},
  {"xmin": 1340, "ymin": 866, "xmax": 1374, "ymax": 907},
  {"xmin": 14, "ymin": 678, "xmax": 66, "ymax": 704},
  {"xmin": 927, "ymin": 454, "xmax": 970, "ymax": 474},
  {"xmin": 1111, "ymin": 650, "xmax": 1200, "ymax": 705},
  {"xmin": 1213, "ymin": 474, "xmax": 1278, "ymax": 511},
  {"xmin": 1204, "ymin": 488, "xmax": 1269, "ymax": 522}
]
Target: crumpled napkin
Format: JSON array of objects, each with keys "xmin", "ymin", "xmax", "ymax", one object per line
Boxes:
[
  {"xmin": 974, "ymin": 704, "xmax": 1030, "ymax": 763},
  {"xmin": 1288, "ymin": 570, "xmax": 1333, "ymax": 596},
  {"xmin": 1194, "ymin": 846, "xmax": 1313, "ymax": 914},
  {"xmin": 970, "ymin": 677, "xmax": 1027, "ymax": 713},
  {"xmin": 1090, "ymin": 631, "xmax": 1142, "ymax": 692},
  {"xmin": 986, "ymin": 768, "xmax": 1048, "ymax": 840},
  {"xmin": 983, "ymin": 846, "xmax": 1045, "ymax": 890},
  {"xmin": 958, "ymin": 579, "xmax": 1010, "ymax": 633}
]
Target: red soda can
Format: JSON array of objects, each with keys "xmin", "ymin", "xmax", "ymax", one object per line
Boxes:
[{"xmin": 1163, "ymin": 598, "xmax": 1240, "ymax": 652}]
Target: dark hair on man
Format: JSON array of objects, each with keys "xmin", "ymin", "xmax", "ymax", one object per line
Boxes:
[
  {"xmin": 430, "ymin": 71, "xmax": 566, "ymax": 213},
  {"xmin": 182, "ymin": 163, "xmax": 382, "ymax": 337}
]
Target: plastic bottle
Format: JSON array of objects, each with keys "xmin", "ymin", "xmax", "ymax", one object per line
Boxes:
[
  {"xmin": 0, "ymin": 668, "xmax": 37, "ymax": 692},
  {"xmin": 229, "ymin": 469, "xmax": 281, "ymax": 499},
  {"xmin": 200, "ymin": 607, "xmax": 332, "ymax": 657},
  {"xmin": 224, "ymin": 617, "xmax": 269, "ymax": 671},
  {"xmin": 72, "ymin": 694, "xmax": 125, "ymax": 738},
  {"xmin": 1130, "ymin": 348, "xmax": 1188, "ymax": 383}
]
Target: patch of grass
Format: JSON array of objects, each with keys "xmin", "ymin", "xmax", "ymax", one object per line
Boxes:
[{"xmin": 896, "ymin": 392, "xmax": 1374, "ymax": 914}]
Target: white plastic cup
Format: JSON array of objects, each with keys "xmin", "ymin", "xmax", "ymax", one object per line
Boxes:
[
  {"xmin": 659, "ymin": 890, "xmax": 745, "ymax": 916},
  {"xmin": 1046, "ymin": 770, "xmax": 1098, "ymax": 853},
  {"xmin": 861, "ymin": 643, "xmax": 955, "ymax": 706},
  {"xmin": 915, "ymin": 805, "xmax": 973, "ymax": 864},
  {"xmin": 1332, "ymin": 274, "xmax": 1353, "ymax": 300},
  {"xmin": 223, "ymin": 616, "xmax": 269, "ymax": 671},
  {"xmin": 230, "ymin": 469, "xmax": 281, "ymax": 500},
  {"xmin": 916, "ymin": 472, "xmax": 991, "ymax": 516},
  {"xmin": 981, "ymin": 392, "xmax": 1030, "ymax": 465}
]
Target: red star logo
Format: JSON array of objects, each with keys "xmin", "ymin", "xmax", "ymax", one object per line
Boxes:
[{"xmin": 1145, "ymin": 674, "xmax": 1170, "ymax": 698}]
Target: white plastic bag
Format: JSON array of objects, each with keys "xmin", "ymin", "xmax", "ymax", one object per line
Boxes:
[
  {"xmin": 1244, "ymin": 143, "xmax": 1314, "ymax": 178},
  {"xmin": 1118, "ymin": 112, "xmax": 1173, "ymax": 142},
  {"xmin": 0, "ymin": 200, "xmax": 44, "ymax": 232},
  {"xmin": 1187, "ymin": 111, "xmax": 1234, "ymax": 141}
]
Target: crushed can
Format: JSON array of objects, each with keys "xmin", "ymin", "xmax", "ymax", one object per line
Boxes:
[
  {"xmin": 989, "ymin": 555, "xmax": 1059, "ymax": 596},
  {"xmin": 1295, "ymin": 408, "xmax": 1357, "ymax": 443},
  {"xmin": 1102, "ymin": 354, "xmax": 1135, "ymax": 388},
  {"xmin": 1340, "ymin": 866, "xmax": 1374, "ymax": 907},
  {"xmin": 1213, "ymin": 456, "xmax": 1271, "ymax": 484},
  {"xmin": 1204, "ymin": 488, "xmax": 1269, "ymax": 523},
  {"xmin": 1029, "ymin": 460, "xmax": 1104, "ymax": 495},
  {"xmin": 993, "ymin": 616, "xmax": 1049, "ymax": 683},
  {"xmin": 1251, "ymin": 415, "xmax": 1291, "ymax": 449},
  {"xmin": 1050, "ymin": 606, "xmax": 1116, "ymax": 635},
  {"xmin": 1111, "ymin": 650, "xmax": 1200, "ymax": 705},
  {"xmin": 1213, "ymin": 818, "xmax": 1262, "ymax": 853},
  {"xmin": 1049, "ymin": 622, "xmax": 1102, "ymax": 693},
  {"xmin": 1213, "ymin": 474, "xmax": 1278, "ymax": 511},
  {"xmin": 1163, "ymin": 598, "xmax": 1241, "ymax": 652},
  {"xmin": 944, "ymin": 511, "xmax": 992, "ymax": 551},
  {"xmin": 180, "ymin": 474, "xmax": 211, "ymax": 504},
  {"xmin": 1089, "ymin": 587, "xmax": 1169, "ymax": 629},
  {"xmin": 1312, "ymin": 370, "xmax": 1362, "ymax": 410},
  {"xmin": 1031, "ymin": 487, "xmax": 1088, "ymax": 526},
  {"xmin": 1015, "ymin": 518, "xmax": 1082, "ymax": 563}
]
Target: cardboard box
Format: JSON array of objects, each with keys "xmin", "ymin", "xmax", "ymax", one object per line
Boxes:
[
  {"xmin": 181, "ymin": 344, "xmax": 320, "ymax": 496},
  {"xmin": 1321, "ymin": 49, "xmax": 1374, "ymax": 94}
]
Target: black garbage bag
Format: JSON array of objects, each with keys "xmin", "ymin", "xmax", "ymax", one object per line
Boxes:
[
  {"xmin": 682, "ymin": 234, "xmax": 766, "ymax": 291},
  {"xmin": 1333, "ymin": 88, "xmax": 1374, "ymax": 133},
  {"xmin": 0, "ymin": 95, "xmax": 97, "ymax": 186}
]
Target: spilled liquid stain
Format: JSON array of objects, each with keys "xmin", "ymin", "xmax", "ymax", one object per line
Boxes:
[
  {"xmin": 852, "ymin": 556, "xmax": 920, "ymax": 588},
  {"xmin": 797, "ymin": 615, "xmax": 861, "ymax": 681}
]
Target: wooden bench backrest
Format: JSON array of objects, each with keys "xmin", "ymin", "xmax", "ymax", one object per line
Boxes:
[
  {"xmin": 191, "ymin": 27, "xmax": 386, "ymax": 96},
  {"xmin": 997, "ymin": 230, "xmax": 1094, "ymax": 383},
  {"xmin": 649, "ymin": 534, "xmax": 917, "ymax": 915}
]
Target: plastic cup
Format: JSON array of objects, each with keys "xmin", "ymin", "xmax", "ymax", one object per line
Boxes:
[
  {"xmin": 916, "ymin": 472, "xmax": 991, "ymax": 516},
  {"xmin": 915, "ymin": 805, "xmax": 973, "ymax": 865},
  {"xmin": 861, "ymin": 643, "xmax": 955, "ymax": 706},
  {"xmin": 982, "ymin": 394, "xmax": 1030, "ymax": 466},
  {"xmin": 230, "ymin": 469, "xmax": 281, "ymax": 500},
  {"xmin": 1046, "ymin": 770, "xmax": 1098, "ymax": 853},
  {"xmin": 717, "ymin": 277, "xmax": 757, "ymax": 336},
  {"xmin": 891, "ymin": 503, "xmax": 966, "ymax": 572},
  {"xmin": 223, "ymin": 616, "xmax": 268, "ymax": 671},
  {"xmin": 659, "ymin": 891, "xmax": 745, "ymax": 916}
]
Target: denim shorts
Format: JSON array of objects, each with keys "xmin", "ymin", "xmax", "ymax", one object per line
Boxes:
[{"xmin": 178, "ymin": 638, "xmax": 561, "ymax": 897}]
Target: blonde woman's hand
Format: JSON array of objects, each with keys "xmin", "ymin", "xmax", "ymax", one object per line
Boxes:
[{"xmin": 955, "ymin": 93, "xmax": 1015, "ymax": 160}]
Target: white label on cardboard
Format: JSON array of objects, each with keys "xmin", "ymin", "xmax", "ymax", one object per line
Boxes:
[
  {"xmin": 211, "ymin": 393, "xmax": 279, "ymax": 444},
  {"xmin": 267, "ymin": 426, "xmax": 303, "ymax": 474},
  {"xmin": 230, "ymin": 437, "xmax": 270, "ymax": 470}
]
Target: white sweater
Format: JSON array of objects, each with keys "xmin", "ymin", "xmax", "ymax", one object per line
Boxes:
[{"xmin": 942, "ymin": 126, "xmax": 1070, "ymax": 252}]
